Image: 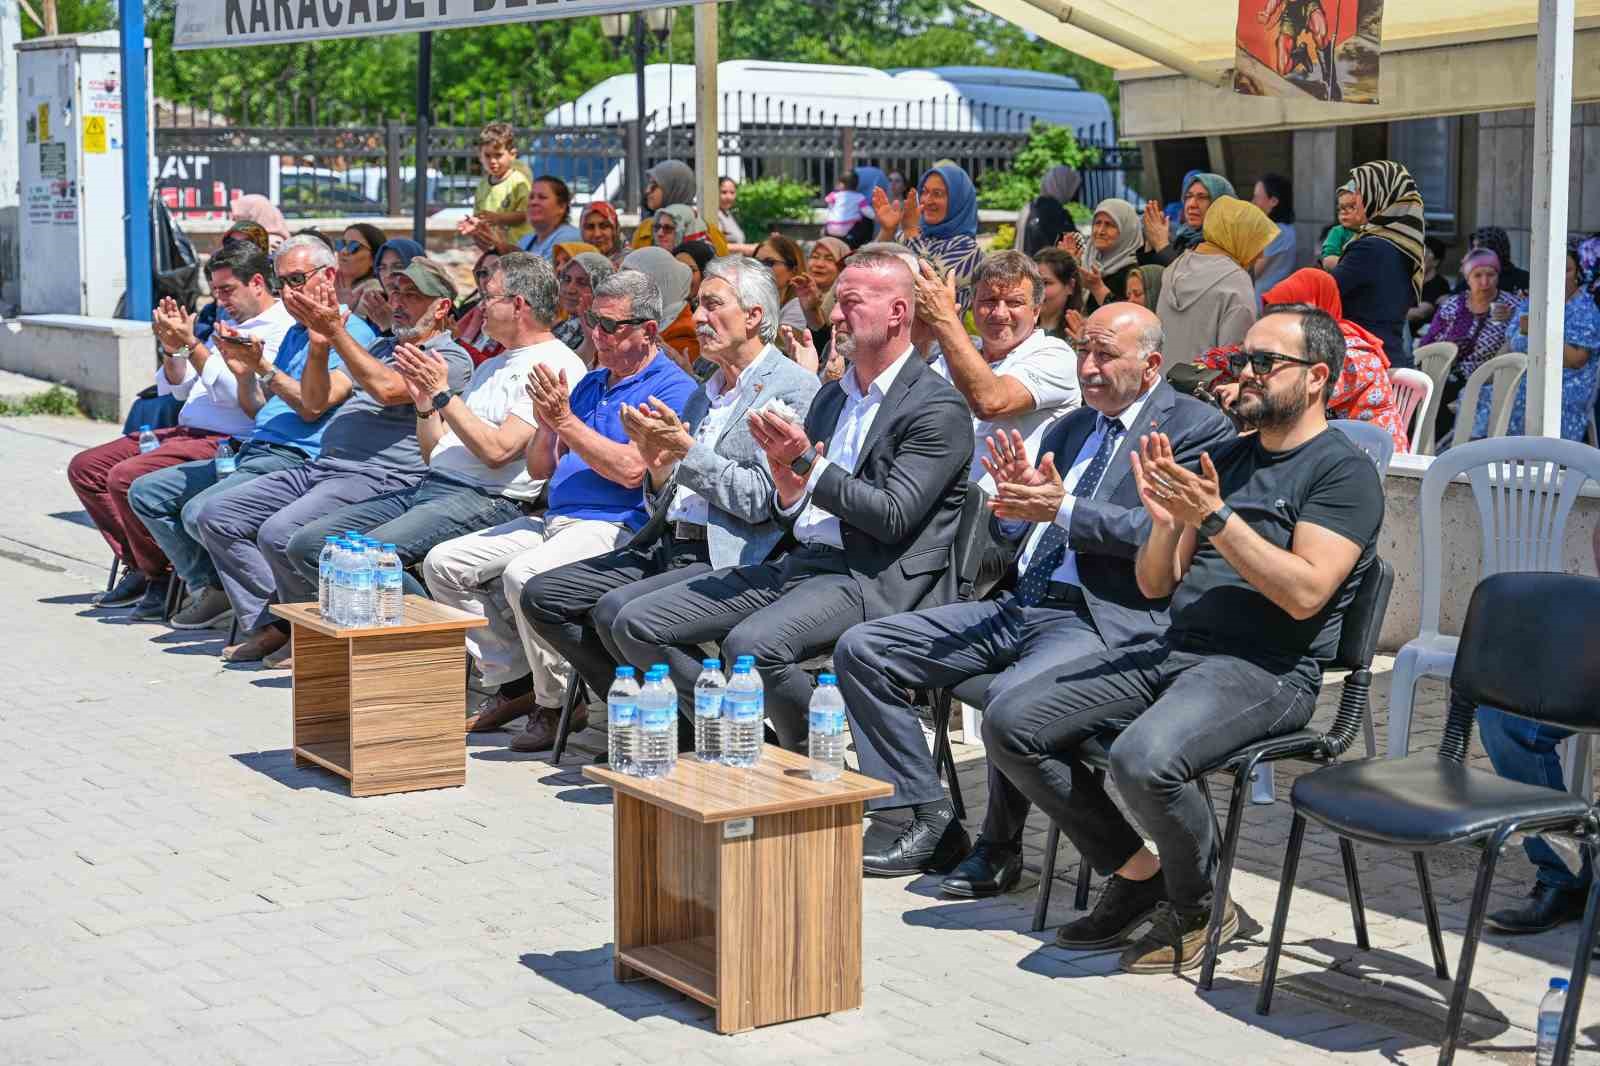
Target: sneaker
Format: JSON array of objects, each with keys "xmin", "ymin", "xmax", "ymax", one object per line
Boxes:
[
  {"xmin": 128, "ymin": 576, "xmax": 173, "ymax": 621},
  {"xmin": 93, "ymin": 569, "xmax": 148, "ymax": 607},
  {"xmin": 1118, "ymin": 898, "xmax": 1238, "ymax": 974},
  {"xmin": 171, "ymin": 587, "xmax": 234, "ymax": 630},
  {"xmin": 1055, "ymin": 873, "xmax": 1168, "ymax": 949}
]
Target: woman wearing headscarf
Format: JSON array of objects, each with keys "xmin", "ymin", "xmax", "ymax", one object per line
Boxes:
[
  {"xmin": 1016, "ymin": 165, "xmax": 1081, "ymax": 257},
  {"xmin": 1333, "ymin": 160, "xmax": 1426, "ymax": 369},
  {"xmin": 453, "ymin": 249, "xmax": 504, "ymax": 366},
  {"xmin": 580, "ymin": 201, "xmax": 629, "ymax": 266},
  {"xmin": 1469, "ymin": 237, "xmax": 1600, "ymax": 443},
  {"xmin": 552, "ymin": 240, "xmax": 601, "ymax": 273},
  {"xmin": 674, "ymin": 240, "xmax": 716, "ymax": 306},
  {"xmin": 872, "ymin": 162, "xmax": 982, "ymax": 308},
  {"xmin": 230, "ymin": 194, "xmax": 290, "ymax": 253},
  {"xmin": 1200, "ymin": 268, "xmax": 1410, "ymax": 451},
  {"xmin": 651, "ymin": 204, "xmax": 711, "ymax": 253},
  {"xmin": 621, "ymin": 246, "xmax": 700, "ymax": 372},
  {"xmin": 792, "ymin": 236, "xmax": 851, "ymax": 350},
  {"xmin": 355, "ymin": 237, "xmax": 425, "ymax": 334},
  {"xmin": 553, "ymin": 251, "xmax": 616, "ymax": 364},
  {"xmin": 1141, "ymin": 172, "xmax": 1236, "ymax": 267},
  {"xmin": 1420, "ymin": 247, "xmax": 1518, "ymax": 442},
  {"xmin": 1452, "ymin": 225, "xmax": 1531, "ymax": 296},
  {"xmin": 1064, "ymin": 197, "xmax": 1143, "ymax": 313},
  {"xmin": 1125, "ymin": 264, "xmax": 1164, "ymax": 312},
  {"xmin": 629, "ymin": 160, "xmax": 729, "ymax": 255},
  {"xmin": 1156, "ymin": 196, "xmax": 1277, "ymax": 371}
]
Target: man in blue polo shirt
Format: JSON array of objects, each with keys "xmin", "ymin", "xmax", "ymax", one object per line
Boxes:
[
  {"xmin": 425, "ymin": 268, "xmax": 696, "ymax": 752},
  {"xmin": 127, "ymin": 235, "xmax": 374, "ymax": 628}
]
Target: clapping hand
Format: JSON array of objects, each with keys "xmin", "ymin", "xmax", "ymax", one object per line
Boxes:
[
  {"xmin": 1079, "ymin": 263, "xmax": 1107, "ymax": 302},
  {"xmin": 524, "ymin": 362, "xmax": 574, "ymax": 432},
  {"xmin": 282, "ymin": 272, "xmax": 344, "ymax": 343},
  {"xmin": 356, "ymin": 286, "xmax": 393, "ymax": 331},
  {"xmin": 1130, "ymin": 433, "xmax": 1223, "ymax": 531},
  {"xmin": 912, "ymin": 259, "xmax": 960, "ymax": 328},
  {"xmin": 154, "ymin": 297, "xmax": 197, "ymax": 352},
  {"xmin": 619, "ymin": 396, "xmax": 693, "ymax": 470},
  {"xmin": 791, "ymin": 272, "xmax": 821, "ymax": 316},
  {"xmin": 778, "ymin": 324, "xmax": 820, "ymax": 373},
  {"xmin": 986, "ymin": 430, "xmax": 1066, "ymax": 523},
  {"xmin": 213, "ymin": 321, "xmax": 267, "ymax": 376},
  {"xmin": 821, "ymin": 339, "xmax": 846, "ymax": 383},
  {"xmin": 747, "ymin": 408, "xmax": 818, "ymax": 507},
  {"xmin": 1056, "ymin": 231, "xmax": 1084, "ymax": 259},
  {"xmin": 394, "ymin": 343, "xmax": 451, "ymax": 408},
  {"xmin": 1142, "ymin": 200, "xmax": 1171, "ymax": 252}
]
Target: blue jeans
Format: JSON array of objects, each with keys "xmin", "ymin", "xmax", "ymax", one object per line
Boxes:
[
  {"xmin": 126, "ymin": 442, "xmax": 307, "ymax": 594},
  {"xmin": 284, "ymin": 474, "xmax": 526, "ymax": 599},
  {"xmin": 1476, "ymin": 705, "xmax": 1591, "ymax": 891}
]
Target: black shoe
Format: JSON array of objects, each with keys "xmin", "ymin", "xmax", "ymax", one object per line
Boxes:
[
  {"xmin": 941, "ymin": 840, "xmax": 1023, "ymax": 898},
  {"xmin": 93, "ymin": 569, "xmax": 148, "ymax": 607},
  {"xmin": 128, "ymin": 576, "xmax": 173, "ymax": 621},
  {"xmin": 863, "ymin": 803, "xmax": 970, "ymax": 877},
  {"xmin": 1487, "ymin": 881, "xmax": 1588, "ymax": 934},
  {"xmin": 1119, "ymin": 898, "xmax": 1237, "ymax": 974},
  {"xmin": 1055, "ymin": 873, "xmax": 1167, "ymax": 950}
]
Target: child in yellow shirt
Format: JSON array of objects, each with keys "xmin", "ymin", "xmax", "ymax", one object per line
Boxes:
[{"xmin": 467, "ymin": 122, "xmax": 532, "ymax": 244}]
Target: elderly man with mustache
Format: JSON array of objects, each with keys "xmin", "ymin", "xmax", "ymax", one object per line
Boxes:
[{"xmin": 520, "ymin": 255, "xmax": 820, "ymax": 745}]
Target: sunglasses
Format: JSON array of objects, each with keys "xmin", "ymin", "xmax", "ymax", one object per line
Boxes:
[
  {"xmin": 584, "ymin": 311, "xmax": 651, "ymax": 334},
  {"xmin": 1226, "ymin": 349, "xmax": 1319, "ymax": 378},
  {"xmin": 278, "ymin": 270, "xmax": 318, "ymax": 289},
  {"xmin": 335, "ymin": 240, "xmax": 372, "ymax": 254}
]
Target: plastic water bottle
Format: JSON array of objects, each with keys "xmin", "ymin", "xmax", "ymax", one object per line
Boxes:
[
  {"xmin": 214, "ymin": 439, "xmax": 236, "ymax": 477},
  {"xmin": 694, "ymin": 658, "xmax": 727, "ymax": 763},
  {"xmin": 347, "ymin": 540, "xmax": 375, "ymax": 626},
  {"xmin": 636, "ymin": 665, "xmax": 678, "ymax": 779},
  {"xmin": 317, "ymin": 535, "xmax": 339, "ymax": 619},
  {"xmin": 722, "ymin": 655, "xmax": 764, "ymax": 767},
  {"xmin": 808, "ymin": 673, "xmax": 848, "ymax": 781},
  {"xmin": 137, "ymin": 425, "xmax": 159, "ymax": 453},
  {"xmin": 330, "ymin": 539, "xmax": 354, "ymax": 625},
  {"xmin": 607, "ymin": 666, "xmax": 641, "ymax": 774},
  {"xmin": 1537, "ymin": 977, "xmax": 1569, "ymax": 1065},
  {"xmin": 375, "ymin": 543, "xmax": 404, "ymax": 626}
]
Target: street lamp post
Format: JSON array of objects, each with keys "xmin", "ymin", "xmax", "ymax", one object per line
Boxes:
[{"xmin": 602, "ymin": 8, "xmax": 678, "ymax": 213}]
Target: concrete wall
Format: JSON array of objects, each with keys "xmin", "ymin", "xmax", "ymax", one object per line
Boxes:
[
  {"xmin": 1474, "ymin": 104, "xmax": 1600, "ymax": 262},
  {"xmin": 1375, "ymin": 456, "xmax": 1600, "ymax": 652},
  {"xmin": 0, "ymin": 316, "xmax": 156, "ymax": 419}
]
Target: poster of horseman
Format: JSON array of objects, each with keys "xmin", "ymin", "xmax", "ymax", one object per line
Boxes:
[{"xmin": 1232, "ymin": 0, "xmax": 1383, "ymax": 104}]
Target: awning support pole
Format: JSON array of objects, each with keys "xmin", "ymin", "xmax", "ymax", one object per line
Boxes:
[{"xmin": 1526, "ymin": 0, "xmax": 1574, "ymax": 438}]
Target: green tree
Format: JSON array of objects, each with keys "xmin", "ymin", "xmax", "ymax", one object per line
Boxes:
[
  {"xmin": 19, "ymin": 0, "xmax": 113, "ymax": 39},
  {"xmin": 977, "ymin": 124, "xmax": 1100, "ymax": 210}
]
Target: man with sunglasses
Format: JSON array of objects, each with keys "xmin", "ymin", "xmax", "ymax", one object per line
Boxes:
[
  {"xmin": 194, "ymin": 254, "xmax": 473, "ymax": 665},
  {"xmin": 520, "ymin": 255, "xmax": 821, "ymax": 745},
  {"xmin": 426, "ymin": 267, "xmax": 696, "ymax": 750},
  {"xmin": 71, "ymin": 241, "xmax": 297, "ymax": 617},
  {"xmin": 125, "ymin": 236, "xmax": 376, "ymax": 631},
  {"xmin": 983, "ymin": 304, "xmax": 1384, "ymax": 976}
]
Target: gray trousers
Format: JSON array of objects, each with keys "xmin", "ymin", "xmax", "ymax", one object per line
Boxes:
[
  {"xmin": 833, "ymin": 591, "xmax": 1108, "ymax": 821},
  {"xmin": 194, "ymin": 461, "xmax": 416, "ymax": 632},
  {"xmin": 126, "ymin": 442, "xmax": 307, "ymax": 594}
]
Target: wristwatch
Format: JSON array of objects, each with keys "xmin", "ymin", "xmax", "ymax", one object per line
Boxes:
[
  {"xmin": 1199, "ymin": 504, "xmax": 1234, "ymax": 538},
  {"xmin": 789, "ymin": 445, "xmax": 818, "ymax": 477},
  {"xmin": 166, "ymin": 344, "xmax": 192, "ymax": 360},
  {"xmin": 255, "ymin": 368, "xmax": 274, "ymax": 389},
  {"xmin": 431, "ymin": 390, "xmax": 452, "ymax": 414}
]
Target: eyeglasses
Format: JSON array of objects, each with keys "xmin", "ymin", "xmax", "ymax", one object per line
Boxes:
[
  {"xmin": 756, "ymin": 257, "xmax": 785, "ymax": 270},
  {"xmin": 335, "ymin": 240, "xmax": 371, "ymax": 255},
  {"xmin": 561, "ymin": 273, "xmax": 593, "ymax": 289},
  {"xmin": 481, "ymin": 291, "xmax": 518, "ymax": 306},
  {"xmin": 584, "ymin": 311, "xmax": 651, "ymax": 334},
  {"xmin": 1225, "ymin": 349, "xmax": 1319, "ymax": 378},
  {"xmin": 278, "ymin": 270, "xmax": 317, "ymax": 289}
]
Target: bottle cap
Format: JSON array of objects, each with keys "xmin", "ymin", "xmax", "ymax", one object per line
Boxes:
[
  {"xmin": 818, "ymin": 673, "xmax": 836, "ymax": 685},
  {"xmin": 1551, "ymin": 977, "xmax": 1570, "ymax": 991},
  {"xmin": 702, "ymin": 658, "xmax": 721, "ymax": 670},
  {"xmin": 732, "ymin": 661, "xmax": 751, "ymax": 673},
  {"xmin": 324, "ymin": 534, "xmax": 339, "ymax": 542},
  {"xmin": 651, "ymin": 663, "xmax": 669, "ymax": 676},
  {"xmin": 139, "ymin": 424, "xmax": 152, "ymax": 431},
  {"xmin": 735, "ymin": 655, "xmax": 755, "ymax": 667},
  {"xmin": 615, "ymin": 666, "xmax": 635, "ymax": 678}
]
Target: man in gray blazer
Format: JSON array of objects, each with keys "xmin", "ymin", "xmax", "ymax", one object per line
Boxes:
[{"xmin": 521, "ymin": 256, "xmax": 819, "ymax": 737}]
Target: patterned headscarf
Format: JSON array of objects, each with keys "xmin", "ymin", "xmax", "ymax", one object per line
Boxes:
[
  {"xmin": 1574, "ymin": 235, "xmax": 1600, "ymax": 297},
  {"xmin": 1346, "ymin": 160, "xmax": 1427, "ymax": 299},
  {"xmin": 1173, "ymin": 173, "xmax": 1237, "ymax": 253}
]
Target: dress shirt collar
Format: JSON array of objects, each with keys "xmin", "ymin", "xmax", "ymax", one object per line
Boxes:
[
  {"xmin": 707, "ymin": 343, "xmax": 775, "ymax": 402},
  {"xmin": 1094, "ymin": 384, "xmax": 1156, "ymax": 439},
  {"xmin": 841, "ymin": 345, "xmax": 916, "ymax": 404}
]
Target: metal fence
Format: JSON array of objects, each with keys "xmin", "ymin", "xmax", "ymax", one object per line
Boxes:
[{"xmin": 154, "ymin": 90, "xmax": 1140, "ymax": 223}]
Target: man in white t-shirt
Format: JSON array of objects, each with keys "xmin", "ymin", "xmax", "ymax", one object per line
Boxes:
[{"xmin": 915, "ymin": 249, "xmax": 1081, "ymax": 492}]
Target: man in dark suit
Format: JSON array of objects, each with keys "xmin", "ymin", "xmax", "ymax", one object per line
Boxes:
[
  {"xmin": 520, "ymin": 256, "xmax": 820, "ymax": 733},
  {"xmin": 612, "ymin": 252, "xmax": 974, "ymax": 745},
  {"xmin": 832, "ymin": 303, "xmax": 1235, "ymax": 881}
]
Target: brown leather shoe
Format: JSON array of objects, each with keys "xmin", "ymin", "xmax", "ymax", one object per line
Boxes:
[
  {"xmin": 509, "ymin": 706, "xmax": 585, "ymax": 753},
  {"xmin": 222, "ymin": 627, "xmax": 289, "ymax": 663},
  {"xmin": 467, "ymin": 690, "xmax": 539, "ymax": 733}
]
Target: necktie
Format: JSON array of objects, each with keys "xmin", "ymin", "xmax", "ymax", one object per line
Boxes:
[{"xmin": 1014, "ymin": 415, "xmax": 1125, "ymax": 607}]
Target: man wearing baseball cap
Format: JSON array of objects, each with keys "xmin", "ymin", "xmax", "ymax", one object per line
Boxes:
[{"xmin": 195, "ymin": 253, "xmax": 476, "ymax": 666}]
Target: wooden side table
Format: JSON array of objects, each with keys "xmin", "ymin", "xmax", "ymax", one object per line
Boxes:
[
  {"xmin": 271, "ymin": 597, "xmax": 486, "ymax": 798},
  {"xmin": 585, "ymin": 746, "xmax": 893, "ymax": 1034}
]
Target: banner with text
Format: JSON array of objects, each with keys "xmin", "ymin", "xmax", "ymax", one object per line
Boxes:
[{"xmin": 174, "ymin": 0, "xmax": 723, "ymax": 50}]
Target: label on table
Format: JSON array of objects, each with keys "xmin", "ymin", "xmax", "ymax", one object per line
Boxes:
[
  {"xmin": 609, "ymin": 699, "xmax": 636, "ymax": 727},
  {"xmin": 695, "ymin": 692, "xmax": 723, "ymax": 719}
]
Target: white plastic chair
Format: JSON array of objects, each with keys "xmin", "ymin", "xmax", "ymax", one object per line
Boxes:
[
  {"xmin": 1387, "ymin": 438, "xmax": 1600, "ymax": 780},
  {"xmin": 1411, "ymin": 341, "xmax": 1458, "ymax": 456},
  {"xmin": 1387, "ymin": 368, "xmax": 1433, "ymax": 454},
  {"xmin": 1441, "ymin": 352, "xmax": 1529, "ymax": 449}
]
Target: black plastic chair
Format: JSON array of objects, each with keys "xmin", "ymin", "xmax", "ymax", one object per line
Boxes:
[
  {"xmin": 1033, "ymin": 558, "xmax": 1394, "ymax": 989},
  {"xmin": 551, "ymin": 673, "xmax": 593, "ymax": 766},
  {"xmin": 1256, "ymin": 572, "xmax": 1600, "ymax": 1066}
]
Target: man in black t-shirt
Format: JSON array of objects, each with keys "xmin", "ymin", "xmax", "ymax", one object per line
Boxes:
[{"xmin": 983, "ymin": 304, "xmax": 1384, "ymax": 975}]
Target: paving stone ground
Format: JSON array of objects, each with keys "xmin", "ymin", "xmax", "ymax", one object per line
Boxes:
[{"xmin": 2, "ymin": 414, "xmax": 1596, "ymax": 1066}]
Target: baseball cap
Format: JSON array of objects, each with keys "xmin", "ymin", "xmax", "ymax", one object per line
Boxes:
[{"xmin": 399, "ymin": 258, "xmax": 458, "ymax": 300}]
